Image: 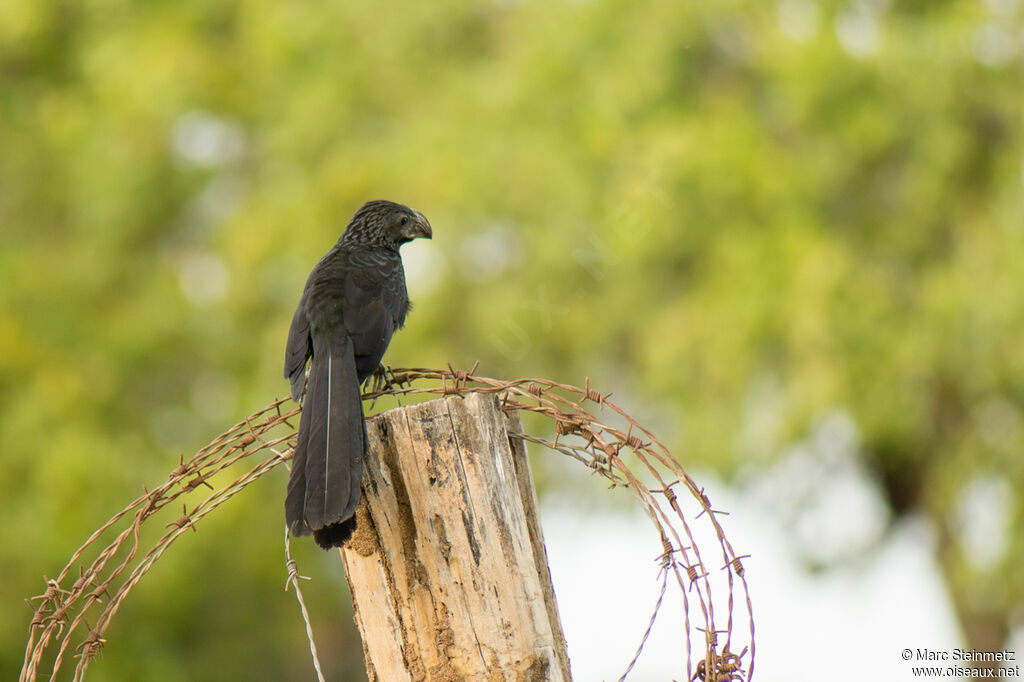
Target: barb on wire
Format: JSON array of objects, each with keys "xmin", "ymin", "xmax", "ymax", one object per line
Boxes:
[{"xmin": 20, "ymin": 366, "xmax": 754, "ymax": 682}]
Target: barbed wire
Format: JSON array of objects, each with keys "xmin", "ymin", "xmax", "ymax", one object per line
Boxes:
[
  {"xmin": 20, "ymin": 365, "xmax": 754, "ymax": 682},
  {"xmin": 284, "ymin": 525, "xmax": 326, "ymax": 682}
]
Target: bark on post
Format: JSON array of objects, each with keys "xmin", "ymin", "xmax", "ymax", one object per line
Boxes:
[{"xmin": 339, "ymin": 392, "xmax": 572, "ymax": 682}]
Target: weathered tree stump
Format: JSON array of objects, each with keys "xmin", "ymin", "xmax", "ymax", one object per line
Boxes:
[{"xmin": 340, "ymin": 392, "xmax": 572, "ymax": 682}]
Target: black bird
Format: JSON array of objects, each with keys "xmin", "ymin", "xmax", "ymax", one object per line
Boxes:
[{"xmin": 284, "ymin": 200, "xmax": 432, "ymax": 548}]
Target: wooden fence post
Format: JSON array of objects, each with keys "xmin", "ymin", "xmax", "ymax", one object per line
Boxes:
[{"xmin": 339, "ymin": 392, "xmax": 572, "ymax": 682}]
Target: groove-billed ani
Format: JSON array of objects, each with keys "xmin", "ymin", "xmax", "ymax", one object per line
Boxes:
[{"xmin": 284, "ymin": 200, "xmax": 432, "ymax": 549}]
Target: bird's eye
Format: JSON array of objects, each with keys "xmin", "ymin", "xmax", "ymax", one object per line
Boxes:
[{"xmin": 400, "ymin": 216, "xmax": 408, "ymax": 226}]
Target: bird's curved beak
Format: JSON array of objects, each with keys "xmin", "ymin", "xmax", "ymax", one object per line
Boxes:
[{"xmin": 412, "ymin": 211, "xmax": 432, "ymax": 240}]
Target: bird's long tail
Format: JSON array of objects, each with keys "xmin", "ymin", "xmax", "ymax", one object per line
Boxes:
[{"xmin": 285, "ymin": 332, "xmax": 365, "ymax": 548}]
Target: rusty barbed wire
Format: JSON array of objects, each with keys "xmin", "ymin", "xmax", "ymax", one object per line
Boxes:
[
  {"xmin": 20, "ymin": 366, "xmax": 754, "ymax": 682},
  {"xmin": 283, "ymin": 526, "xmax": 326, "ymax": 682}
]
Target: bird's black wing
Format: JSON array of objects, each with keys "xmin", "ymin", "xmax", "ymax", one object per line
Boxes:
[
  {"xmin": 283, "ymin": 285, "xmax": 312, "ymax": 402},
  {"xmin": 343, "ymin": 249, "xmax": 409, "ymax": 382}
]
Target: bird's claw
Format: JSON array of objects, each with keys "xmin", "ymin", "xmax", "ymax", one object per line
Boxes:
[{"xmin": 369, "ymin": 365, "xmax": 390, "ymax": 394}]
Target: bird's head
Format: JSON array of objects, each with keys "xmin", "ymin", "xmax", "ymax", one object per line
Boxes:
[{"xmin": 342, "ymin": 200, "xmax": 432, "ymax": 249}]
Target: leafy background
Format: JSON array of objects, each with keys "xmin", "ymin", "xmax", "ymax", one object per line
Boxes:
[{"xmin": 2, "ymin": 0, "xmax": 1022, "ymax": 679}]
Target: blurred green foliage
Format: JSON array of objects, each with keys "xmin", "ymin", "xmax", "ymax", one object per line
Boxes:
[{"xmin": 2, "ymin": 0, "xmax": 1023, "ymax": 678}]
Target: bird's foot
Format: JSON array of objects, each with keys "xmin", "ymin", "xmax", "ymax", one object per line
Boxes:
[{"xmin": 369, "ymin": 364, "xmax": 390, "ymax": 394}]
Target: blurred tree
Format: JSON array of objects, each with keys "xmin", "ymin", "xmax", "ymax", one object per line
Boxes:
[{"xmin": 2, "ymin": 0, "xmax": 1022, "ymax": 678}]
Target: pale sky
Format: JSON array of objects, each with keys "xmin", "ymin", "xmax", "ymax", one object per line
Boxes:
[{"xmin": 542, "ymin": 478, "xmax": 977, "ymax": 682}]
